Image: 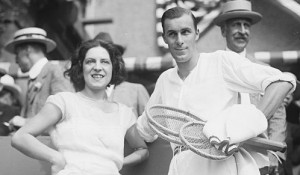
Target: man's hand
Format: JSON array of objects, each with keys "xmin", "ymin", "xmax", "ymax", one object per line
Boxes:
[
  {"xmin": 9, "ymin": 116, "xmax": 26, "ymax": 130},
  {"xmin": 268, "ymin": 152, "xmax": 279, "ymax": 175},
  {"xmin": 51, "ymin": 152, "xmax": 66, "ymax": 175}
]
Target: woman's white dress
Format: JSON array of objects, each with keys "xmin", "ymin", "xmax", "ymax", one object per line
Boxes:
[{"xmin": 47, "ymin": 92, "xmax": 136, "ymax": 175}]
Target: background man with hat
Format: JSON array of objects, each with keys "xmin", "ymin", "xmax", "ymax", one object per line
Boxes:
[
  {"xmin": 4, "ymin": 27, "xmax": 74, "ymax": 129},
  {"xmin": 214, "ymin": 0, "xmax": 291, "ymax": 175}
]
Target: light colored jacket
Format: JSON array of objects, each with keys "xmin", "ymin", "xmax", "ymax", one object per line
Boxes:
[{"xmin": 22, "ymin": 62, "xmax": 74, "ymax": 118}]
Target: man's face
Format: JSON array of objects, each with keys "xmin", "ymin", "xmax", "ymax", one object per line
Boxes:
[
  {"xmin": 16, "ymin": 48, "xmax": 33, "ymax": 73},
  {"xmin": 222, "ymin": 18, "xmax": 251, "ymax": 53},
  {"xmin": 163, "ymin": 14, "xmax": 199, "ymax": 63}
]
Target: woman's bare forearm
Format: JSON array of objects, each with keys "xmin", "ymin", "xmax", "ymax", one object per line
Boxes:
[
  {"xmin": 123, "ymin": 148, "xmax": 149, "ymax": 166},
  {"xmin": 11, "ymin": 132, "xmax": 61, "ymax": 164}
]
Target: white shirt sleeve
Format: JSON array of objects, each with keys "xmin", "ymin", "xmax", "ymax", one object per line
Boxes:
[
  {"xmin": 136, "ymin": 74, "xmax": 166, "ymax": 142},
  {"xmin": 220, "ymin": 51, "xmax": 296, "ymax": 94}
]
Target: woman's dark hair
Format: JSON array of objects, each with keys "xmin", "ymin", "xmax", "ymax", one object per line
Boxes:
[{"xmin": 64, "ymin": 39, "xmax": 127, "ymax": 91}]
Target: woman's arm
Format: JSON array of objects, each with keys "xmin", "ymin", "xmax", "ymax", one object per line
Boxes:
[
  {"xmin": 11, "ymin": 103, "xmax": 66, "ymax": 172},
  {"xmin": 123, "ymin": 124, "xmax": 149, "ymax": 166}
]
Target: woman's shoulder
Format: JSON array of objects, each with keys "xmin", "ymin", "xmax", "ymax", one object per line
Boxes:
[
  {"xmin": 117, "ymin": 102, "xmax": 132, "ymax": 111},
  {"xmin": 49, "ymin": 92, "xmax": 76, "ymax": 101},
  {"xmin": 116, "ymin": 103, "xmax": 136, "ymax": 115}
]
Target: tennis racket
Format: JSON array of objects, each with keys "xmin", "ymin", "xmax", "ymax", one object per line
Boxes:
[
  {"xmin": 179, "ymin": 121, "xmax": 287, "ymax": 160},
  {"xmin": 146, "ymin": 104, "xmax": 202, "ymax": 145},
  {"xmin": 179, "ymin": 121, "xmax": 230, "ymax": 160},
  {"xmin": 147, "ymin": 104, "xmax": 287, "ymax": 152}
]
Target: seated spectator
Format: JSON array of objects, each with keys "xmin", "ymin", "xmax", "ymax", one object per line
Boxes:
[{"xmin": 0, "ymin": 74, "xmax": 22, "ymax": 135}]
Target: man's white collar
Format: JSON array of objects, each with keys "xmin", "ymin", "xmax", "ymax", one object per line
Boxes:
[{"xmin": 29, "ymin": 57, "xmax": 48, "ymax": 79}]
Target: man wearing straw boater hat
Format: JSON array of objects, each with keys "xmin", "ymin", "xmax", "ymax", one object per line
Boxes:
[
  {"xmin": 214, "ymin": 1, "xmax": 291, "ymax": 175},
  {"xmin": 4, "ymin": 27, "xmax": 73, "ymax": 129}
]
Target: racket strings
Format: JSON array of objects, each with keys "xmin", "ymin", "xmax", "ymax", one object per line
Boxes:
[
  {"xmin": 148, "ymin": 107, "xmax": 194, "ymax": 136},
  {"xmin": 147, "ymin": 105, "xmax": 229, "ymax": 160},
  {"xmin": 180, "ymin": 124, "xmax": 211, "ymax": 149},
  {"xmin": 180, "ymin": 122, "xmax": 228, "ymax": 160},
  {"xmin": 149, "ymin": 123, "xmax": 183, "ymax": 144}
]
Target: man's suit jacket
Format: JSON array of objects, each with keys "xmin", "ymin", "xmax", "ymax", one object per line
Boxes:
[
  {"xmin": 247, "ymin": 54, "xmax": 287, "ymax": 160},
  {"xmin": 22, "ymin": 62, "xmax": 74, "ymax": 118},
  {"xmin": 250, "ymin": 91, "xmax": 287, "ymax": 160},
  {"xmin": 108, "ymin": 81, "xmax": 150, "ymax": 117}
]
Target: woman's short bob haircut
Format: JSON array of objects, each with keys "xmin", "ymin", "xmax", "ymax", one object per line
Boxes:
[{"xmin": 64, "ymin": 39, "xmax": 127, "ymax": 92}]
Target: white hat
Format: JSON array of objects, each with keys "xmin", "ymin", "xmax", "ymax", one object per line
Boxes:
[
  {"xmin": 214, "ymin": 0, "xmax": 262, "ymax": 26},
  {"xmin": 5, "ymin": 27, "xmax": 57, "ymax": 53},
  {"xmin": 0, "ymin": 74, "xmax": 21, "ymax": 98}
]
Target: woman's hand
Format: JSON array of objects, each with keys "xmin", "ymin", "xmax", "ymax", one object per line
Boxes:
[
  {"xmin": 123, "ymin": 124, "xmax": 149, "ymax": 166},
  {"xmin": 51, "ymin": 153, "xmax": 66, "ymax": 174}
]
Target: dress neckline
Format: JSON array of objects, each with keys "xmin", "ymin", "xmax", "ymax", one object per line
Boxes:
[{"xmin": 76, "ymin": 92, "xmax": 119, "ymax": 114}]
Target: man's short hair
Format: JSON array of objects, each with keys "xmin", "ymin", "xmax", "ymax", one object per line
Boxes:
[{"xmin": 161, "ymin": 7, "xmax": 197, "ymax": 33}]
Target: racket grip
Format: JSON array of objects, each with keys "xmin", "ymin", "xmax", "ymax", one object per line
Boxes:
[{"xmin": 243, "ymin": 137, "xmax": 287, "ymax": 152}]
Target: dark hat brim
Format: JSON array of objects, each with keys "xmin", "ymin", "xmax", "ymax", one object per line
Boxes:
[
  {"xmin": 5, "ymin": 38, "xmax": 57, "ymax": 54},
  {"xmin": 2, "ymin": 84, "xmax": 21, "ymax": 98},
  {"xmin": 115, "ymin": 44, "xmax": 126, "ymax": 55},
  {"xmin": 214, "ymin": 11, "xmax": 262, "ymax": 26},
  {"xmin": 0, "ymin": 68, "xmax": 6, "ymax": 77},
  {"xmin": 294, "ymin": 80, "xmax": 300, "ymax": 101}
]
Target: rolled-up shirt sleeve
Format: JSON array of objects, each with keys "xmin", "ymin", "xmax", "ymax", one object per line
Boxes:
[
  {"xmin": 221, "ymin": 51, "xmax": 296, "ymax": 94},
  {"xmin": 136, "ymin": 75, "xmax": 164, "ymax": 142}
]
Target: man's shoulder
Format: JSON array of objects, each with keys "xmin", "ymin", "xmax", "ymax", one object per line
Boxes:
[
  {"xmin": 202, "ymin": 50, "xmax": 239, "ymax": 59},
  {"xmin": 246, "ymin": 54, "xmax": 269, "ymax": 66}
]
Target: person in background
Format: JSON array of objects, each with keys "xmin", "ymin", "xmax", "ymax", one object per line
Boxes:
[
  {"xmin": 11, "ymin": 39, "xmax": 149, "ymax": 175},
  {"xmin": 94, "ymin": 32, "xmax": 150, "ymax": 117},
  {"xmin": 136, "ymin": 6, "xmax": 296, "ymax": 175},
  {"xmin": 0, "ymin": 74, "xmax": 22, "ymax": 135},
  {"xmin": 283, "ymin": 73, "xmax": 300, "ymax": 171},
  {"xmin": 4, "ymin": 27, "xmax": 74, "ymax": 129},
  {"xmin": 214, "ymin": 0, "xmax": 290, "ymax": 174}
]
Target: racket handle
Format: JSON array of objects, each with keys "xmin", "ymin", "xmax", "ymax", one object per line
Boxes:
[{"xmin": 243, "ymin": 137, "xmax": 287, "ymax": 152}]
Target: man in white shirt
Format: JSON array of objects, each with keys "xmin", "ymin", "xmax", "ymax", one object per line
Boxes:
[
  {"xmin": 5, "ymin": 27, "xmax": 73, "ymax": 128},
  {"xmin": 214, "ymin": 1, "xmax": 290, "ymax": 174},
  {"xmin": 136, "ymin": 6, "xmax": 296, "ymax": 175}
]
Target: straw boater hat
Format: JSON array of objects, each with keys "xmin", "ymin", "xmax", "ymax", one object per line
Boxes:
[
  {"xmin": 214, "ymin": 0, "xmax": 262, "ymax": 26},
  {"xmin": 0, "ymin": 74, "xmax": 21, "ymax": 98},
  {"xmin": 5, "ymin": 27, "xmax": 57, "ymax": 53}
]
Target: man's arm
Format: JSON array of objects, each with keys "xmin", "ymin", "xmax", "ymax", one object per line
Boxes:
[{"xmin": 257, "ymin": 81, "xmax": 293, "ymax": 119}]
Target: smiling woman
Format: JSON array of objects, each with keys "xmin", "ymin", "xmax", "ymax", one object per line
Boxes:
[
  {"xmin": 82, "ymin": 46, "xmax": 113, "ymax": 94},
  {"xmin": 11, "ymin": 39, "xmax": 149, "ymax": 175},
  {"xmin": 65, "ymin": 39, "xmax": 126, "ymax": 92}
]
